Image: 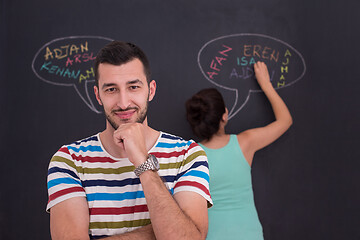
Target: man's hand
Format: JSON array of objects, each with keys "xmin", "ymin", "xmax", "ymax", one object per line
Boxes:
[{"xmin": 113, "ymin": 123, "xmax": 148, "ymax": 167}]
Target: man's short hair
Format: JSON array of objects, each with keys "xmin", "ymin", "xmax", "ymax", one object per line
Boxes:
[{"xmin": 94, "ymin": 41, "xmax": 151, "ymax": 86}]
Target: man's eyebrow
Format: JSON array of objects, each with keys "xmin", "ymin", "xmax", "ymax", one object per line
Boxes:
[
  {"xmin": 101, "ymin": 83, "xmax": 116, "ymax": 90},
  {"xmin": 127, "ymin": 79, "xmax": 144, "ymax": 85}
]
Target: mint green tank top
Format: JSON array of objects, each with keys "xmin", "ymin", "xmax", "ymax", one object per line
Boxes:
[{"xmin": 199, "ymin": 135, "xmax": 264, "ymax": 240}]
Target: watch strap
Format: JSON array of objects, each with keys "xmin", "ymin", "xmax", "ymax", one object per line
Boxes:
[{"xmin": 134, "ymin": 155, "xmax": 158, "ymax": 177}]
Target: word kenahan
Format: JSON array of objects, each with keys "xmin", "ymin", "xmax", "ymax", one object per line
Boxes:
[
  {"xmin": 40, "ymin": 61, "xmax": 95, "ymax": 83},
  {"xmin": 44, "ymin": 42, "xmax": 90, "ymax": 60}
]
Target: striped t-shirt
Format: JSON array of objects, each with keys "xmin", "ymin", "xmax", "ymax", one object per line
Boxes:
[{"xmin": 47, "ymin": 132, "xmax": 212, "ymax": 238}]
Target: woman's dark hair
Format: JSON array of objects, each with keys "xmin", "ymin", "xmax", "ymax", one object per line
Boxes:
[
  {"xmin": 185, "ymin": 88, "xmax": 226, "ymax": 141},
  {"xmin": 94, "ymin": 41, "xmax": 151, "ymax": 87}
]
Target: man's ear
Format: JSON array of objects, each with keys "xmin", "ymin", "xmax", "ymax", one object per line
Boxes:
[
  {"xmin": 94, "ymin": 86, "xmax": 103, "ymax": 106},
  {"xmin": 148, "ymin": 80, "xmax": 156, "ymax": 102}
]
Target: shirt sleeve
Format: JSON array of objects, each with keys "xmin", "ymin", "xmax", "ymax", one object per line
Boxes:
[
  {"xmin": 173, "ymin": 141, "xmax": 213, "ymax": 207},
  {"xmin": 46, "ymin": 146, "xmax": 86, "ymax": 212}
]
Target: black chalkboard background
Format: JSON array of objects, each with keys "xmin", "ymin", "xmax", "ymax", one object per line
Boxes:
[{"xmin": 1, "ymin": 0, "xmax": 359, "ymax": 239}]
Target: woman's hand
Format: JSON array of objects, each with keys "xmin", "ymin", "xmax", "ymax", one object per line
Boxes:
[{"xmin": 254, "ymin": 61, "xmax": 272, "ymax": 89}]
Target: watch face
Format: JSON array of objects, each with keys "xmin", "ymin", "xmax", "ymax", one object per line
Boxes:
[{"xmin": 150, "ymin": 155, "xmax": 160, "ymax": 170}]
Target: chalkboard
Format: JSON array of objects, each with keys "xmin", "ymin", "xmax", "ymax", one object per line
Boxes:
[{"xmin": 1, "ymin": 1, "xmax": 359, "ymax": 239}]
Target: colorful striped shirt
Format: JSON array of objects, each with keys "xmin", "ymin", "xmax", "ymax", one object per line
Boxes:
[{"xmin": 47, "ymin": 132, "xmax": 212, "ymax": 238}]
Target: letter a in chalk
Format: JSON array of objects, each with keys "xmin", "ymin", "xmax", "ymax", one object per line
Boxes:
[
  {"xmin": 284, "ymin": 49, "xmax": 292, "ymax": 57},
  {"xmin": 44, "ymin": 47, "xmax": 54, "ymax": 60},
  {"xmin": 230, "ymin": 68, "xmax": 238, "ymax": 78},
  {"xmin": 215, "ymin": 56, "xmax": 227, "ymax": 66},
  {"xmin": 207, "ymin": 71, "xmax": 218, "ymax": 80}
]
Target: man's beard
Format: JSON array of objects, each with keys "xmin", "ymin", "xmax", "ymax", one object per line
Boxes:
[{"xmin": 104, "ymin": 100, "xmax": 149, "ymax": 130}]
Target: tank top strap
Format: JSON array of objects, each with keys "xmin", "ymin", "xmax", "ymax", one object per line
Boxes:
[{"xmin": 228, "ymin": 134, "xmax": 241, "ymax": 150}]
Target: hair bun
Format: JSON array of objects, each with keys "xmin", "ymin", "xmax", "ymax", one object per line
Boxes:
[
  {"xmin": 187, "ymin": 95, "xmax": 209, "ymax": 124},
  {"xmin": 185, "ymin": 88, "xmax": 226, "ymax": 140}
]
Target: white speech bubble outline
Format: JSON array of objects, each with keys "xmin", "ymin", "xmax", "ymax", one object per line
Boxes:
[
  {"xmin": 31, "ymin": 36, "xmax": 114, "ymax": 113},
  {"xmin": 197, "ymin": 33, "xmax": 306, "ymax": 119}
]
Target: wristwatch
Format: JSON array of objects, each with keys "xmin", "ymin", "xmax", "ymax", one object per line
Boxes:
[{"xmin": 134, "ymin": 154, "xmax": 160, "ymax": 177}]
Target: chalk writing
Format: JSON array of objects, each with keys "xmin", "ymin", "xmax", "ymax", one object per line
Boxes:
[
  {"xmin": 79, "ymin": 67, "xmax": 95, "ymax": 83},
  {"xmin": 230, "ymin": 67, "xmax": 275, "ymax": 82},
  {"xmin": 243, "ymin": 45, "xmax": 279, "ymax": 62},
  {"xmin": 197, "ymin": 33, "xmax": 306, "ymax": 119},
  {"xmin": 278, "ymin": 49, "xmax": 292, "ymax": 88},
  {"xmin": 32, "ymin": 36, "xmax": 113, "ymax": 113},
  {"xmin": 206, "ymin": 45, "xmax": 232, "ymax": 80},
  {"xmin": 44, "ymin": 42, "xmax": 89, "ymax": 60},
  {"xmin": 65, "ymin": 52, "xmax": 96, "ymax": 67}
]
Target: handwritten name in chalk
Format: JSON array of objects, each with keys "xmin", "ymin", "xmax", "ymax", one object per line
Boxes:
[
  {"xmin": 243, "ymin": 45, "xmax": 279, "ymax": 63},
  {"xmin": 40, "ymin": 61, "xmax": 81, "ymax": 80},
  {"xmin": 44, "ymin": 41, "xmax": 89, "ymax": 61},
  {"xmin": 237, "ymin": 56, "xmax": 257, "ymax": 66},
  {"xmin": 65, "ymin": 52, "xmax": 96, "ymax": 67},
  {"xmin": 278, "ymin": 49, "xmax": 292, "ymax": 88},
  {"xmin": 79, "ymin": 67, "xmax": 95, "ymax": 83},
  {"xmin": 230, "ymin": 66, "xmax": 275, "ymax": 81},
  {"xmin": 206, "ymin": 45, "xmax": 233, "ymax": 80}
]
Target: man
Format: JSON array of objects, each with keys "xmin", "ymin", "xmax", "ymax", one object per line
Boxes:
[{"xmin": 46, "ymin": 41, "xmax": 212, "ymax": 240}]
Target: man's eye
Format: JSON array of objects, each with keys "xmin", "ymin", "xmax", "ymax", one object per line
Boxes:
[
  {"xmin": 129, "ymin": 86, "xmax": 139, "ymax": 90},
  {"xmin": 105, "ymin": 87, "xmax": 116, "ymax": 92}
]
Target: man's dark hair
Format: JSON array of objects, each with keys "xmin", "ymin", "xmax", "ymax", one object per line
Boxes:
[
  {"xmin": 94, "ymin": 41, "xmax": 151, "ymax": 86},
  {"xmin": 185, "ymin": 88, "xmax": 226, "ymax": 141}
]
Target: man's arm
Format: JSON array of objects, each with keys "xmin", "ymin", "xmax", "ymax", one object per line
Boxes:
[
  {"xmin": 50, "ymin": 197, "xmax": 156, "ymax": 240},
  {"xmin": 50, "ymin": 197, "xmax": 90, "ymax": 240},
  {"xmin": 139, "ymin": 170, "xmax": 208, "ymax": 240},
  {"xmin": 102, "ymin": 224, "xmax": 155, "ymax": 240},
  {"xmin": 113, "ymin": 123, "xmax": 209, "ymax": 240},
  {"xmin": 103, "ymin": 172, "xmax": 208, "ymax": 240},
  {"xmin": 49, "ymin": 182, "xmax": 206, "ymax": 240}
]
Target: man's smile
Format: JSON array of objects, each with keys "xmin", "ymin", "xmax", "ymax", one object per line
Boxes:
[{"xmin": 113, "ymin": 109, "xmax": 137, "ymax": 120}]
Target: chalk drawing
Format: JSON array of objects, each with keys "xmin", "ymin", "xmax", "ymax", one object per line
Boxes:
[
  {"xmin": 32, "ymin": 36, "xmax": 113, "ymax": 113},
  {"xmin": 198, "ymin": 33, "xmax": 306, "ymax": 119}
]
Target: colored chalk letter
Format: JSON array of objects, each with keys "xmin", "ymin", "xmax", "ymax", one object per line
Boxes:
[
  {"xmin": 40, "ymin": 61, "xmax": 52, "ymax": 71},
  {"xmin": 80, "ymin": 42, "xmax": 89, "ymax": 52},
  {"xmin": 207, "ymin": 71, "xmax": 218, "ymax": 79},
  {"xmin": 284, "ymin": 49, "xmax": 292, "ymax": 57},
  {"xmin": 44, "ymin": 47, "xmax": 53, "ymax": 60},
  {"xmin": 219, "ymin": 45, "xmax": 233, "ymax": 57},
  {"xmin": 281, "ymin": 66, "xmax": 288, "ymax": 73},
  {"xmin": 210, "ymin": 60, "xmax": 220, "ymax": 71}
]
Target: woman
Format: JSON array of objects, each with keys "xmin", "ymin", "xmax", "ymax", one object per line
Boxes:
[{"xmin": 185, "ymin": 62, "xmax": 293, "ymax": 240}]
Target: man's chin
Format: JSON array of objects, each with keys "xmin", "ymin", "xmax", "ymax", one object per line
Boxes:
[
  {"xmin": 106, "ymin": 117, "xmax": 132, "ymax": 130},
  {"xmin": 106, "ymin": 112, "xmax": 147, "ymax": 129},
  {"xmin": 118, "ymin": 116, "xmax": 142, "ymax": 125},
  {"xmin": 116, "ymin": 118, "xmax": 133, "ymax": 125}
]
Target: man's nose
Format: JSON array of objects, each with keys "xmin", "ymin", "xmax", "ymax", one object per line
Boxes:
[{"xmin": 116, "ymin": 90, "xmax": 131, "ymax": 110}]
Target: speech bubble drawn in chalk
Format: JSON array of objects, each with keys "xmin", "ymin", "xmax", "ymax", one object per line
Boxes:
[
  {"xmin": 198, "ymin": 33, "xmax": 306, "ymax": 119},
  {"xmin": 32, "ymin": 36, "xmax": 113, "ymax": 113}
]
